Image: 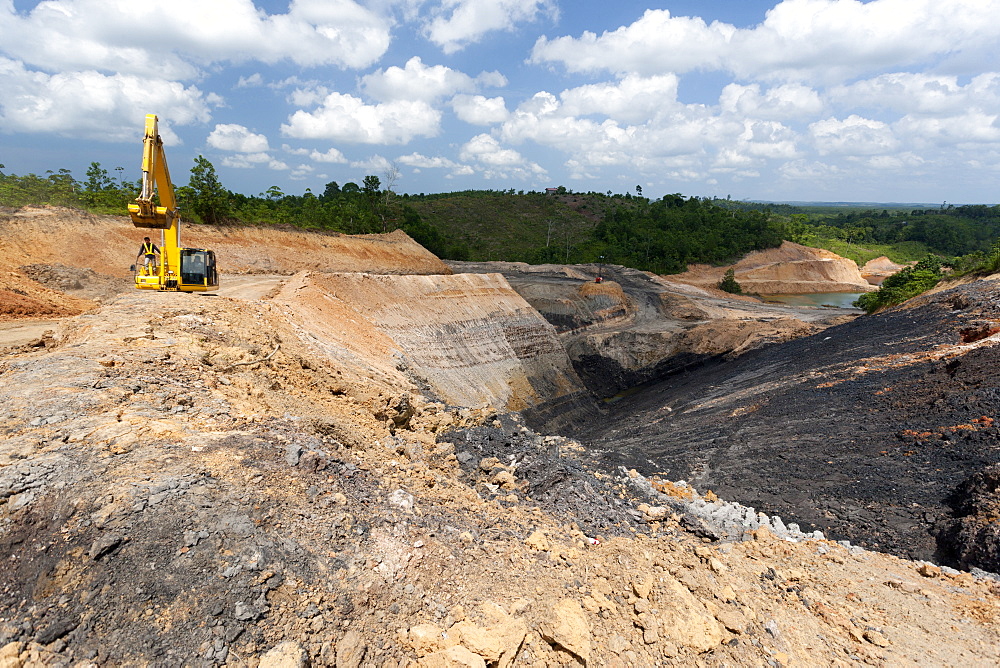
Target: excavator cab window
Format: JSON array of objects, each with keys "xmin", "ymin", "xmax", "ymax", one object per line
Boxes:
[{"xmin": 180, "ymin": 249, "xmax": 217, "ymax": 288}]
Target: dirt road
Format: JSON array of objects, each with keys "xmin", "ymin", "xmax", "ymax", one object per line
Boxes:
[
  {"xmin": 215, "ymin": 274, "xmax": 287, "ymax": 300},
  {"xmin": 0, "ymin": 274, "xmax": 288, "ymax": 348}
]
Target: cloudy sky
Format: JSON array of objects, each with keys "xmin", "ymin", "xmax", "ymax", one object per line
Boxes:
[{"xmin": 1, "ymin": 0, "xmax": 999, "ymax": 203}]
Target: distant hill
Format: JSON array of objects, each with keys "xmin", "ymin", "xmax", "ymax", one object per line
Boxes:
[
  {"xmin": 401, "ymin": 190, "xmax": 607, "ymax": 263},
  {"xmin": 402, "ymin": 190, "xmax": 786, "ymax": 273},
  {"xmin": 752, "ymin": 201, "xmax": 942, "ymax": 209}
]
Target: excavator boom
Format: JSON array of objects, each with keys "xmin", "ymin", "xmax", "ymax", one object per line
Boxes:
[{"xmin": 128, "ymin": 114, "xmax": 178, "ymax": 230}]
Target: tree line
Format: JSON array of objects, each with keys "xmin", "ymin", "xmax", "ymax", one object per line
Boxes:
[
  {"xmin": 2, "ymin": 159, "xmax": 998, "ymax": 296},
  {"xmin": 715, "ymin": 200, "xmax": 1000, "ymax": 261}
]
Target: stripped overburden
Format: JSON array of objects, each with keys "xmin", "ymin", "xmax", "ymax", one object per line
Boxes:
[
  {"xmin": 584, "ymin": 276, "xmax": 1000, "ymax": 570},
  {"xmin": 1, "ymin": 206, "xmax": 999, "ymax": 665}
]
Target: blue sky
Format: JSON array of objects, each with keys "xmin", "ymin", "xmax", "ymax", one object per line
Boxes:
[{"xmin": 1, "ymin": 0, "xmax": 999, "ymax": 203}]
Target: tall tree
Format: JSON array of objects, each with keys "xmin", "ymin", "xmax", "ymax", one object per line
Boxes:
[
  {"xmin": 363, "ymin": 175, "xmax": 385, "ymax": 231},
  {"xmin": 321, "ymin": 181, "xmax": 341, "ymax": 200},
  {"xmin": 85, "ymin": 162, "xmax": 114, "ymax": 192},
  {"xmin": 186, "ymin": 155, "xmax": 230, "ymax": 225}
]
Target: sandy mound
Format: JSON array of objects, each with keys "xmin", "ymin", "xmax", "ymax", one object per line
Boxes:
[
  {"xmin": 861, "ymin": 255, "xmax": 908, "ymax": 283},
  {"xmin": 0, "ymin": 274, "xmax": 98, "ymax": 321},
  {"xmin": 673, "ymin": 241, "xmax": 875, "ymax": 294}
]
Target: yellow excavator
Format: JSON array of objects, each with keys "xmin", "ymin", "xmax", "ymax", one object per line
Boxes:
[{"xmin": 128, "ymin": 114, "xmax": 218, "ymax": 292}]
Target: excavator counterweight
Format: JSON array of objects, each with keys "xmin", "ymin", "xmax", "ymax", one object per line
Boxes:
[{"xmin": 129, "ymin": 114, "xmax": 218, "ymax": 292}]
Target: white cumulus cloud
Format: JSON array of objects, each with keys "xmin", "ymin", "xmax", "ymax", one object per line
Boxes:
[
  {"xmin": 425, "ymin": 0, "xmax": 558, "ymax": 54},
  {"xmin": 398, "ymin": 152, "xmax": 463, "ymax": 169},
  {"xmin": 451, "ymin": 94, "xmax": 509, "ymax": 125},
  {"xmin": 0, "ymin": 57, "xmax": 212, "ymax": 141},
  {"xmin": 830, "ymin": 72, "xmax": 1000, "ymax": 116},
  {"xmin": 894, "ymin": 112, "xmax": 1000, "ymax": 148},
  {"xmin": 397, "ymin": 151, "xmax": 474, "ymax": 176},
  {"xmin": 310, "ymin": 148, "xmax": 349, "ymax": 164},
  {"xmin": 0, "ymin": 0, "xmax": 392, "ymax": 79},
  {"xmin": 810, "ymin": 115, "xmax": 899, "ymax": 155},
  {"xmin": 459, "ymin": 133, "xmax": 546, "ymax": 179},
  {"xmin": 281, "ymin": 92, "xmax": 442, "ymax": 144},
  {"xmin": 531, "ymin": 0, "xmax": 1000, "ymax": 84},
  {"xmin": 530, "ymin": 9, "xmax": 732, "ymax": 76},
  {"xmin": 559, "ymin": 73, "xmax": 680, "ymax": 123},
  {"xmin": 207, "ymin": 124, "xmax": 270, "ymax": 152},
  {"xmin": 720, "ymin": 83, "xmax": 824, "ymax": 120},
  {"xmin": 361, "ymin": 57, "xmax": 477, "ymax": 103}
]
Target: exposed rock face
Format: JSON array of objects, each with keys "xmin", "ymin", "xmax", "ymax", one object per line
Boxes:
[
  {"xmin": 536, "ymin": 599, "xmax": 591, "ymax": 663},
  {"xmin": 673, "ymin": 241, "xmax": 876, "ymax": 294},
  {"xmin": 451, "ymin": 261, "xmax": 857, "ymax": 401},
  {"xmin": 582, "ymin": 278, "xmax": 1000, "ymax": 569},
  {"xmin": 943, "ymin": 464, "xmax": 1000, "ymax": 572},
  {"xmin": 510, "ymin": 278, "xmax": 634, "ymax": 332},
  {"xmin": 273, "ymin": 271, "xmax": 593, "ymax": 417}
]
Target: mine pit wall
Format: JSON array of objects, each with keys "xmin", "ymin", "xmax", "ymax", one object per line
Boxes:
[
  {"xmin": 737, "ymin": 259, "xmax": 877, "ymax": 294},
  {"xmin": 507, "ymin": 278, "xmax": 635, "ymax": 333},
  {"xmin": 273, "ymin": 271, "xmax": 596, "ymax": 422},
  {"xmin": 569, "ymin": 336, "xmax": 718, "ymax": 401}
]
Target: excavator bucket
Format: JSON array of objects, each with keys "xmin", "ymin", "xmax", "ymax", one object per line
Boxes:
[{"xmin": 128, "ymin": 201, "xmax": 177, "ymax": 229}]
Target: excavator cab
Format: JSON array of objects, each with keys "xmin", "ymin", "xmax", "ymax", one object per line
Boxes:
[
  {"xmin": 128, "ymin": 114, "xmax": 219, "ymax": 293},
  {"xmin": 179, "ymin": 249, "xmax": 217, "ymax": 289}
]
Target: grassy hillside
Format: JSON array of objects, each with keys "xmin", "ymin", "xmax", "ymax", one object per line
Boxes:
[{"xmin": 402, "ymin": 190, "xmax": 609, "ymax": 263}]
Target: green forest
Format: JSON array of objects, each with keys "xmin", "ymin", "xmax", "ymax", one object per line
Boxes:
[{"xmin": 3, "ymin": 158, "xmax": 1000, "ymax": 311}]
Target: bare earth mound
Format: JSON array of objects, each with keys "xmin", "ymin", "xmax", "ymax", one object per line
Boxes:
[
  {"xmin": 673, "ymin": 241, "xmax": 875, "ymax": 294},
  {"xmin": 860, "ymin": 256, "xmax": 908, "ymax": 284}
]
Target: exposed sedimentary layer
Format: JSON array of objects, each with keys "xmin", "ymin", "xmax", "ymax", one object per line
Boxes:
[
  {"xmin": 273, "ymin": 271, "xmax": 591, "ymax": 415},
  {"xmin": 451, "ymin": 261, "xmax": 858, "ymax": 401}
]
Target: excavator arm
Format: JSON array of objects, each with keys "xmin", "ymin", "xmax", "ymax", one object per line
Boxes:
[{"xmin": 127, "ymin": 114, "xmax": 178, "ymax": 230}]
